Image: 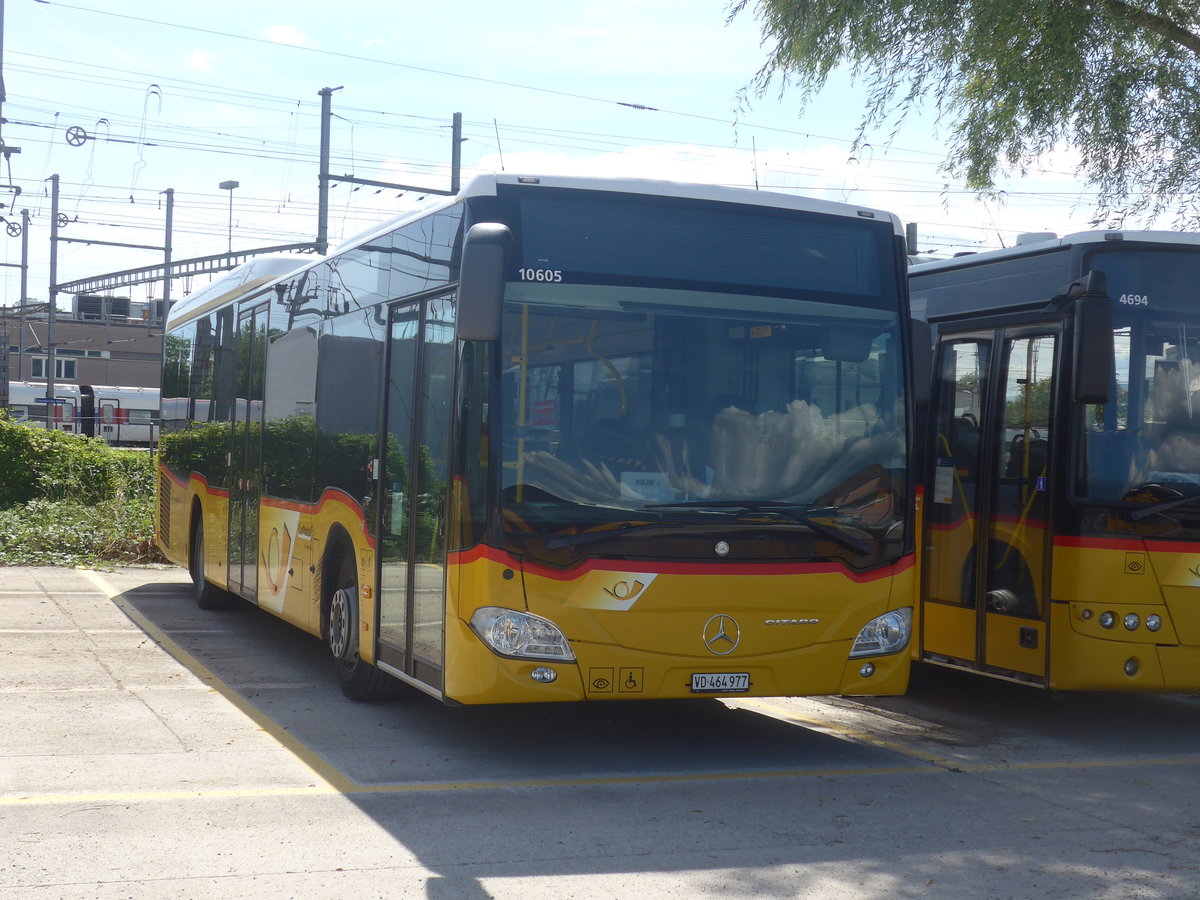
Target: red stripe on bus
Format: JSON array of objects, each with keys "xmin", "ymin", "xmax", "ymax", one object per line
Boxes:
[
  {"xmin": 925, "ymin": 512, "xmax": 975, "ymax": 532},
  {"xmin": 260, "ymin": 489, "xmax": 379, "ymax": 550},
  {"xmin": 1054, "ymin": 535, "xmax": 1200, "ymax": 554},
  {"xmin": 449, "ymin": 544, "xmax": 914, "ymax": 583},
  {"xmin": 159, "ymin": 467, "xmax": 231, "ymax": 499},
  {"xmin": 161, "ymin": 466, "xmax": 374, "ymax": 548},
  {"xmin": 261, "ymin": 488, "xmax": 363, "ymax": 516}
]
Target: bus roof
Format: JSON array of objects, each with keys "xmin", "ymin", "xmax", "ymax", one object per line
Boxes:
[
  {"xmin": 462, "ymin": 173, "xmax": 904, "ymax": 231},
  {"xmin": 165, "ymin": 255, "xmax": 309, "ymax": 330},
  {"xmin": 167, "ymin": 172, "xmax": 905, "ymax": 331},
  {"xmin": 909, "ymin": 230, "xmax": 1200, "ymax": 276}
]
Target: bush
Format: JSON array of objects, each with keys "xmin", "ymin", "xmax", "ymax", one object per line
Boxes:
[{"xmin": 0, "ymin": 414, "xmax": 162, "ymax": 566}]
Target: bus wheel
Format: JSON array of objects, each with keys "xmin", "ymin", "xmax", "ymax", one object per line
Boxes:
[
  {"xmin": 190, "ymin": 518, "xmax": 234, "ymax": 611},
  {"xmin": 326, "ymin": 547, "xmax": 397, "ymax": 702}
]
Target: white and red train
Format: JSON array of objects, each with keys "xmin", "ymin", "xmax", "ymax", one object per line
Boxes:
[{"xmin": 4, "ymin": 381, "xmax": 159, "ymax": 446}]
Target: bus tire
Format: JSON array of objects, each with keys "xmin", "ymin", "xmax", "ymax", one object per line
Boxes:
[
  {"xmin": 326, "ymin": 545, "xmax": 398, "ymax": 702},
  {"xmin": 190, "ymin": 517, "xmax": 235, "ymax": 611}
]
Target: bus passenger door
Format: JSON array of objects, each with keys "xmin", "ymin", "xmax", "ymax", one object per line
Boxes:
[
  {"xmin": 921, "ymin": 329, "xmax": 1057, "ymax": 682},
  {"xmin": 377, "ymin": 294, "xmax": 455, "ymax": 691},
  {"xmin": 227, "ymin": 302, "xmax": 269, "ymax": 602}
]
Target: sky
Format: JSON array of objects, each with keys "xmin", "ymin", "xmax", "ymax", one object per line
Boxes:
[{"xmin": 0, "ymin": 0, "xmax": 1146, "ymax": 310}]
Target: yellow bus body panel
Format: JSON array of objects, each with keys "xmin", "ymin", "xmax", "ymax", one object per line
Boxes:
[
  {"xmin": 159, "ymin": 466, "xmax": 381, "ymax": 662},
  {"xmin": 157, "ymin": 465, "xmax": 232, "ymax": 593},
  {"xmin": 917, "ymin": 484, "xmax": 1200, "ymax": 691},
  {"xmin": 983, "ymin": 614, "xmax": 1045, "ymax": 676},
  {"xmin": 163, "ymin": 464, "xmax": 915, "ymax": 704},
  {"xmin": 920, "ymin": 602, "xmax": 977, "ymax": 662},
  {"xmin": 1046, "ymin": 540, "xmax": 1200, "ymax": 691},
  {"xmin": 443, "ymin": 547, "xmax": 913, "ymax": 704}
]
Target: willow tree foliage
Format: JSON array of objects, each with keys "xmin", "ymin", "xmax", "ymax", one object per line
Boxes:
[{"xmin": 731, "ymin": 0, "xmax": 1200, "ymax": 224}]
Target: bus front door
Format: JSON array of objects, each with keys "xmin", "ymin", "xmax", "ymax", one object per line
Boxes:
[
  {"xmin": 376, "ymin": 294, "xmax": 455, "ymax": 692},
  {"xmin": 227, "ymin": 302, "xmax": 268, "ymax": 602},
  {"xmin": 922, "ymin": 328, "xmax": 1057, "ymax": 682}
]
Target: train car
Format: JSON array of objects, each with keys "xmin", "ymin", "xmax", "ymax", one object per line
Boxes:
[
  {"xmin": 4, "ymin": 381, "xmax": 159, "ymax": 446},
  {"xmin": 5, "ymin": 381, "xmax": 83, "ymax": 434},
  {"xmin": 79, "ymin": 384, "xmax": 160, "ymax": 445}
]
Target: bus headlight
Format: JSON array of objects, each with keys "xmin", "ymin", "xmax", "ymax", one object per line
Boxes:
[
  {"xmin": 849, "ymin": 608, "xmax": 912, "ymax": 658},
  {"xmin": 469, "ymin": 607, "xmax": 575, "ymax": 661}
]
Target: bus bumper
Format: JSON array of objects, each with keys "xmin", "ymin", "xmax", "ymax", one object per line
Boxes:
[{"xmin": 442, "ymin": 616, "xmax": 910, "ymax": 704}]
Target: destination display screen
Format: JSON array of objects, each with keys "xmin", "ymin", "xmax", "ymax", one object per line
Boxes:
[
  {"xmin": 498, "ymin": 185, "xmax": 898, "ymax": 310},
  {"xmin": 1085, "ymin": 247, "xmax": 1200, "ymax": 315}
]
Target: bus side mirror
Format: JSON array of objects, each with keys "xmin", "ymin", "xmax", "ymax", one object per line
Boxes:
[
  {"xmin": 456, "ymin": 222, "xmax": 512, "ymax": 342},
  {"xmin": 910, "ymin": 319, "xmax": 932, "ymax": 406},
  {"xmin": 1069, "ymin": 270, "xmax": 1113, "ymax": 405}
]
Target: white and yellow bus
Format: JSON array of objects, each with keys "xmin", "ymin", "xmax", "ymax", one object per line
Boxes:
[
  {"xmin": 157, "ymin": 173, "xmax": 917, "ymax": 704},
  {"xmin": 911, "ymin": 231, "xmax": 1200, "ymax": 690}
]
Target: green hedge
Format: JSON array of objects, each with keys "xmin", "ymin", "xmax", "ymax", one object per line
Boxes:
[
  {"xmin": 0, "ymin": 413, "xmax": 156, "ymax": 506},
  {"xmin": 0, "ymin": 413, "xmax": 160, "ymax": 565}
]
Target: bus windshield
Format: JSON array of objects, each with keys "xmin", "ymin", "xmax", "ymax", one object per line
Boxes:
[
  {"xmin": 1080, "ymin": 249, "xmax": 1200, "ymax": 505},
  {"xmin": 495, "ymin": 190, "xmax": 906, "ymax": 562}
]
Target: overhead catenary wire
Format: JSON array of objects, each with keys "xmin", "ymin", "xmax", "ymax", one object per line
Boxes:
[
  {"xmin": 0, "ymin": 3, "xmax": 1123, "ymax": 303},
  {"xmin": 3, "ymin": 38, "xmax": 1098, "ymax": 214}
]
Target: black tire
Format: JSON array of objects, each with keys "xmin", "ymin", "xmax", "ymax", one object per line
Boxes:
[
  {"xmin": 191, "ymin": 517, "xmax": 235, "ymax": 611},
  {"xmin": 326, "ymin": 544, "xmax": 398, "ymax": 702}
]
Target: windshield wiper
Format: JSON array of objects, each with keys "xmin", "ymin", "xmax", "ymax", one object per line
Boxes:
[
  {"xmin": 644, "ymin": 500, "xmax": 873, "ymax": 556},
  {"xmin": 537, "ymin": 521, "xmax": 674, "ymax": 550},
  {"xmin": 1130, "ymin": 493, "xmax": 1200, "ymax": 521}
]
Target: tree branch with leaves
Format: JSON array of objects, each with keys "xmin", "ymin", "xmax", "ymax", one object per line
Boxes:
[{"xmin": 730, "ymin": 0, "xmax": 1200, "ymax": 225}]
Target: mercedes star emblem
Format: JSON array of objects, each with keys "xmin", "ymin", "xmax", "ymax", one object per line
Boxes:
[{"xmin": 703, "ymin": 614, "xmax": 740, "ymax": 655}]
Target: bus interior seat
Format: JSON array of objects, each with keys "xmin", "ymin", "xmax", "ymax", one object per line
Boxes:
[
  {"xmin": 948, "ymin": 413, "xmax": 980, "ymax": 473},
  {"xmin": 1005, "ymin": 432, "xmax": 1048, "ymax": 479}
]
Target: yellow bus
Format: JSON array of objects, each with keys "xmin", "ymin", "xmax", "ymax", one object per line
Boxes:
[
  {"xmin": 157, "ymin": 173, "xmax": 916, "ymax": 704},
  {"xmin": 910, "ymin": 231, "xmax": 1200, "ymax": 690}
]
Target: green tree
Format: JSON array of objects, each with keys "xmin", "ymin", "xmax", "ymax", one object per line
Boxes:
[
  {"xmin": 731, "ymin": 1, "xmax": 1200, "ymax": 224},
  {"xmin": 1006, "ymin": 377, "xmax": 1054, "ymax": 428},
  {"xmin": 162, "ymin": 333, "xmax": 192, "ymax": 400}
]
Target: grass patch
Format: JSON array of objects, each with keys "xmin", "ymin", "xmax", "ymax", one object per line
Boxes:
[
  {"xmin": 0, "ymin": 496, "xmax": 160, "ymax": 566},
  {"xmin": 0, "ymin": 413, "xmax": 164, "ymax": 567}
]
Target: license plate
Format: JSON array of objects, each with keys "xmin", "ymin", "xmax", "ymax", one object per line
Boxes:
[{"xmin": 691, "ymin": 672, "xmax": 750, "ymax": 693}]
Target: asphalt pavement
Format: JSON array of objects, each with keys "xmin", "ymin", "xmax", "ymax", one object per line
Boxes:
[{"xmin": 4, "ymin": 565, "xmax": 1200, "ymax": 899}]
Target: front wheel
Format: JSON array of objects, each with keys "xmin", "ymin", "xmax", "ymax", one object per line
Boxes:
[
  {"xmin": 191, "ymin": 518, "xmax": 235, "ymax": 611},
  {"xmin": 326, "ymin": 546, "xmax": 398, "ymax": 702}
]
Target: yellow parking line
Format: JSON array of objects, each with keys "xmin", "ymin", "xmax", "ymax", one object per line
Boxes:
[
  {"xmin": 2, "ymin": 765, "xmax": 940, "ymax": 807},
  {"xmin": 38, "ymin": 571, "xmax": 1197, "ymax": 812},
  {"xmin": 957, "ymin": 756, "xmax": 1200, "ymax": 773},
  {"xmin": 0, "ymin": 786, "xmax": 336, "ymax": 806},
  {"xmin": 76, "ymin": 569, "xmax": 357, "ymax": 794},
  {"xmin": 8, "ymin": 750, "xmax": 1200, "ymax": 807}
]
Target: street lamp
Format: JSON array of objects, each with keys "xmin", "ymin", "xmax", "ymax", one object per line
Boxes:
[{"xmin": 219, "ymin": 180, "xmax": 240, "ymax": 253}]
